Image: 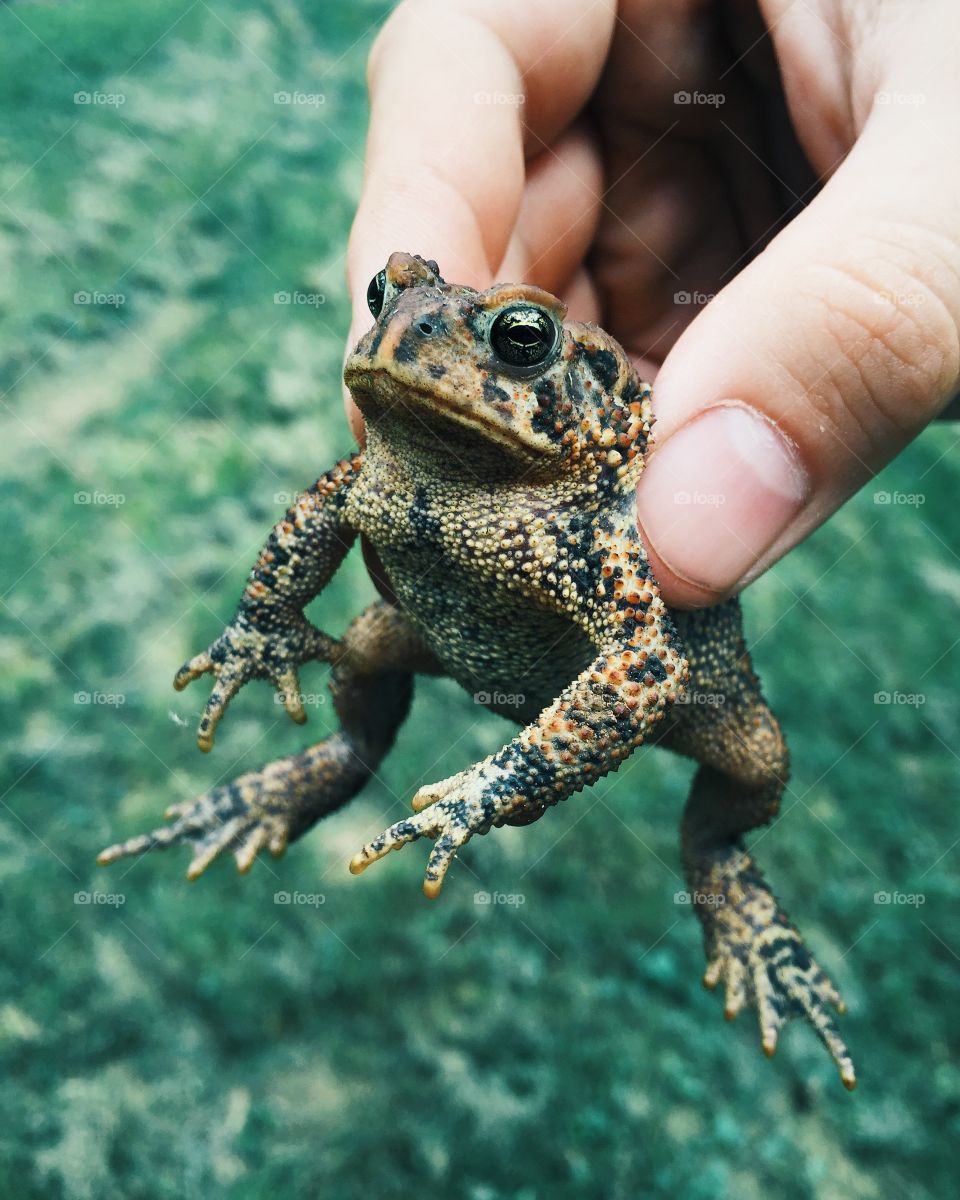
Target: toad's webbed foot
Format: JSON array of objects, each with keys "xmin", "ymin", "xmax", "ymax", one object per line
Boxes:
[
  {"xmin": 349, "ymin": 766, "xmax": 504, "ymax": 898},
  {"xmin": 175, "ymin": 615, "xmax": 338, "ymax": 751},
  {"xmin": 696, "ymin": 853, "xmax": 856, "ymax": 1090},
  {"xmin": 101, "ymin": 602, "xmax": 425, "ymax": 881},
  {"xmin": 98, "ymin": 737, "xmax": 360, "ymax": 879}
]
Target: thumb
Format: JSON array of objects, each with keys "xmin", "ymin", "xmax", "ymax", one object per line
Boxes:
[{"xmin": 636, "ymin": 99, "xmax": 960, "ymax": 608}]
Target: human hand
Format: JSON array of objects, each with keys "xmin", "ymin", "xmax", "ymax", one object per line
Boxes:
[{"xmin": 345, "ymin": 0, "xmax": 960, "ymax": 606}]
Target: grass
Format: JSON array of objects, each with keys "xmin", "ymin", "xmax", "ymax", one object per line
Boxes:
[{"xmin": 1, "ymin": 3, "xmax": 958, "ymax": 1197}]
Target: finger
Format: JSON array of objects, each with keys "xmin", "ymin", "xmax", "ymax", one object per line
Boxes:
[
  {"xmin": 496, "ymin": 124, "xmax": 603, "ymax": 294},
  {"xmin": 196, "ymin": 671, "xmax": 245, "ymax": 752},
  {"xmin": 186, "ymin": 819, "xmax": 243, "ymax": 880},
  {"xmin": 422, "ymin": 828, "xmax": 469, "ymax": 899},
  {"xmin": 348, "ymin": 813, "xmax": 436, "ymax": 875},
  {"xmin": 794, "ymin": 985, "xmax": 857, "ymax": 1091},
  {"xmin": 411, "ymin": 772, "xmax": 459, "ymax": 811},
  {"xmin": 234, "ymin": 825, "xmax": 269, "ymax": 874},
  {"xmin": 722, "ymin": 959, "xmax": 747, "ymax": 1021},
  {"xmin": 345, "ymin": 0, "xmax": 617, "ymax": 438},
  {"xmin": 559, "ymin": 266, "xmax": 602, "ymax": 326},
  {"xmin": 174, "ymin": 651, "xmax": 213, "ymax": 692},
  {"xmin": 96, "ymin": 817, "xmax": 190, "ymax": 865},
  {"xmin": 351, "ymin": 0, "xmax": 616, "ymax": 298},
  {"xmin": 637, "ymin": 94, "xmax": 960, "ymax": 607},
  {"xmin": 751, "ymin": 959, "xmax": 785, "ymax": 1058},
  {"xmin": 812, "ymin": 964, "xmax": 844, "ymax": 1012},
  {"xmin": 275, "ymin": 668, "xmax": 307, "ymax": 726},
  {"xmin": 703, "ymin": 958, "xmax": 723, "ymax": 990}
]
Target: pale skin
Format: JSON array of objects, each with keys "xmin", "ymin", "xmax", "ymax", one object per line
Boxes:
[{"xmin": 345, "ymin": 0, "xmax": 960, "ymax": 608}]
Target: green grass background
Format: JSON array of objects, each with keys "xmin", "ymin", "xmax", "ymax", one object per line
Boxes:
[{"xmin": 1, "ymin": 3, "xmax": 958, "ymax": 1197}]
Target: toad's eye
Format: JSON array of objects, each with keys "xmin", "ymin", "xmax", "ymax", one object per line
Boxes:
[
  {"xmin": 366, "ymin": 269, "xmax": 387, "ymax": 318},
  {"xmin": 489, "ymin": 305, "xmax": 558, "ymax": 371}
]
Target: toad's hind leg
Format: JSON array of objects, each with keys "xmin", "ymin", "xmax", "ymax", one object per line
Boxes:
[
  {"xmin": 665, "ymin": 602, "xmax": 855, "ymax": 1089},
  {"xmin": 98, "ymin": 602, "xmax": 441, "ymax": 877}
]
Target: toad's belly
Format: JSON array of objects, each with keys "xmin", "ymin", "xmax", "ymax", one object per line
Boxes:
[{"xmin": 381, "ymin": 551, "xmax": 595, "ymax": 724}]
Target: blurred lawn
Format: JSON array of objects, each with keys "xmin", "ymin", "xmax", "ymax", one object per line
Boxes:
[{"xmin": 1, "ymin": 3, "xmax": 959, "ymax": 1198}]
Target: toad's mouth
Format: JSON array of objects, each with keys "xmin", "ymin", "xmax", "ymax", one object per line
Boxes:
[{"xmin": 344, "ymin": 364, "xmax": 560, "ymax": 460}]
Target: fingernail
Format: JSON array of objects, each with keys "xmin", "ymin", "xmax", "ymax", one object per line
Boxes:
[{"xmin": 636, "ymin": 403, "xmax": 809, "ymax": 593}]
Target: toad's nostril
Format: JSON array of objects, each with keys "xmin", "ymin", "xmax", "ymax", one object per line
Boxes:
[{"xmin": 417, "ymin": 320, "xmax": 435, "ymax": 336}]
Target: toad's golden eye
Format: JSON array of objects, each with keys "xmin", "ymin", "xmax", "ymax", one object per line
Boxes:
[
  {"xmin": 489, "ymin": 305, "xmax": 558, "ymax": 371},
  {"xmin": 366, "ymin": 268, "xmax": 386, "ymax": 318}
]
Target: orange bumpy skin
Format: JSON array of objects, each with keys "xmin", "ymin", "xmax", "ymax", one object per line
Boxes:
[{"xmin": 99, "ymin": 253, "xmax": 855, "ymax": 1088}]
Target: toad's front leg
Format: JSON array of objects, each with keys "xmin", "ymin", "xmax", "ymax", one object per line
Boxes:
[
  {"xmin": 350, "ymin": 565, "xmax": 688, "ymax": 897},
  {"xmin": 175, "ymin": 455, "xmax": 361, "ymax": 751}
]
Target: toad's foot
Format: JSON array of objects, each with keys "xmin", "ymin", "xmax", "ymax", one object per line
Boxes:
[
  {"xmin": 696, "ymin": 854, "xmax": 855, "ymax": 1089},
  {"xmin": 349, "ymin": 767, "xmax": 504, "ymax": 898},
  {"xmin": 97, "ymin": 738, "xmax": 360, "ymax": 879},
  {"xmin": 175, "ymin": 615, "xmax": 338, "ymax": 751}
]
